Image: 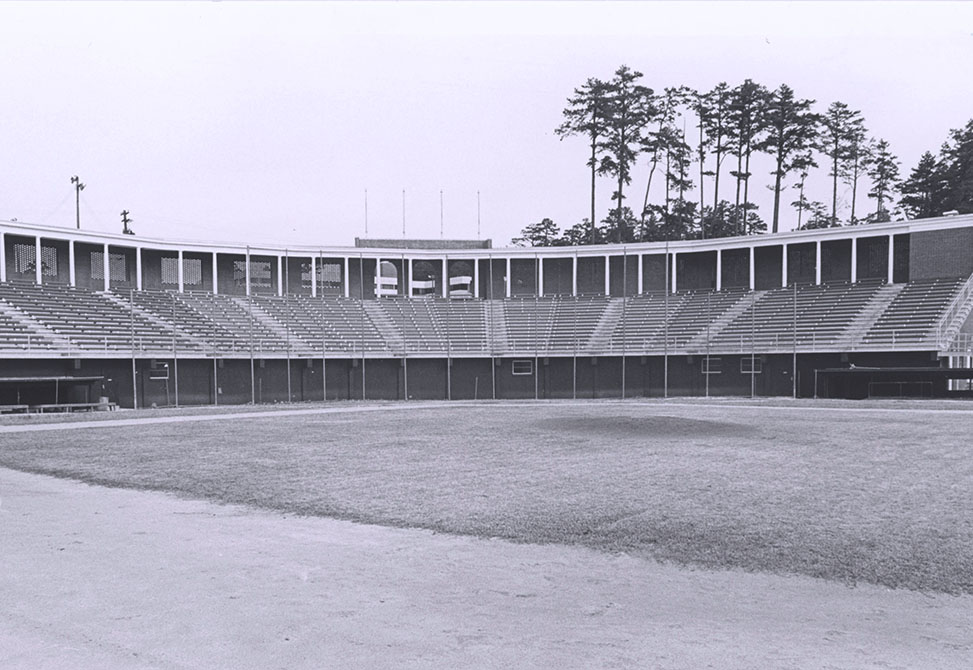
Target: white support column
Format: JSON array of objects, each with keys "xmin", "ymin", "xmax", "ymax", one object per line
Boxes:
[
  {"xmin": 887, "ymin": 234, "xmax": 894, "ymax": 284},
  {"xmin": 671, "ymin": 252, "xmax": 678, "ymax": 294},
  {"xmin": 343, "ymin": 257, "xmax": 350, "ymax": 298},
  {"xmin": 715, "ymin": 250, "xmax": 722, "ymax": 291},
  {"xmin": 850, "ymin": 237, "xmax": 858, "ymax": 283},
  {"xmin": 748, "ymin": 247, "xmax": 755, "ymax": 290},
  {"xmin": 473, "ymin": 257, "xmax": 480, "ymax": 298},
  {"xmin": 277, "ymin": 255, "xmax": 284, "ymax": 296},
  {"xmin": 406, "ymin": 258, "xmax": 413, "ymax": 297},
  {"xmin": 137, "ymin": 248, "xmax": 143, "ymax": 291},
  {"xmin": 177, "ymin": 249, "xmax": 184, "ymax": 293},
  {"xmin": 781, "ymin": 244, "xmax": 788, "ymax": 288},
  {"xmin": 102, "ymin": 243, "xmax": 110, "ymax": 291},
  {"xmin": 572, "ymin": 255, "xmax": 578, "ymax": 296},
  {"xmin": 245, "ymin": 247, "xmax": 251, "ymax": 296},
  {"xmin": 310, "ymin": 256, "xmax": 316, "ymax": 297},
  {"xmin": 68, "ymin": 240, "xmax": 74, "ymax": 286},
  {"xmin": 815, "ymin": 240, "xmax": 822, "ymax": 285},
  {"xmin": 0, "ymin": 233, "xmax": 6, "ymax": 282},
  {"xmin": 505, "ymin": 257, "xmax": 511, "ymax": 298},
  {"xmin": 604, "ymin": 255, "xmax": 610, "ymax": 296},
  {"xmin": 442, "ymin": 257, "xmax": 448, "ymax": 298},
  {"xmin": 35, "ymin": 237, "xmax": 42, "ymax": 285},
  {"xmin": 637, "ymin": 254, "xmax": 643, "ymax": 294},
  {"xmin": 537, "ymin": 257, "xmax": 544, "ymax": 297},
  {"xmin": 211, "ymin": 252, "xmax": 217, "ymax": 295}
]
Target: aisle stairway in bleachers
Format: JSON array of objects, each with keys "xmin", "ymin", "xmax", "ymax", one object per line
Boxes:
[{"xmin": 0, "ymin": 275, "xmax": 968, "ymax": 358}]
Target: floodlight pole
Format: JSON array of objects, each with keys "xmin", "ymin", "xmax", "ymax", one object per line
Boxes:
[
  {"xmin": 70, "ymin": 175, "xmax": 85, "ymax": 229},
  {"xmin": 792, "ymin": 281, "xmax": 798, "ymax": 398}
]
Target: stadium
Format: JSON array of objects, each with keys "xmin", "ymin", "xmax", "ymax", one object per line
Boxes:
[{"xmin": 0, "ymin": 213, "xmax": 972, "ymax": 410}]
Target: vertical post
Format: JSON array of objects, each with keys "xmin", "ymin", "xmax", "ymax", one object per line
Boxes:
[
  {"xmin": 102, "ymin": 243, "xmax": 110, "ymax": 291},
  {"xmin": 781, "ymin": 244, "xmax": 788, "ymax": 288},
  {"xmin": 671, "ymin": 252, "xmax": 678, "ymax": 294},
  {"xmin": 505, "ymin": 257, "xmax": 511, "ymax": 298},
  {"xmin": 473, "ymin": 256, "xmax": 480, "ymax": 298},
  {"xmin": 213, "ymin": 358, "xmax": 219, "ymax": 406},
  {"xmin": 0, "ymin": 232, "xmax": 6, "ymax": 283},
  {"xmin": 715, "ymin": 249, "xmax": 722, "ymax": 291},
  {"xmin": 815, "ymin": 240, "xmax": 822, "ymax": 285},
  {"xmin": 850, "ymin": 237, "xmax": 858, "ymax": 283},
  {"xmin": 130, "ymin": 288, "xmax": 137, "ymax": 409},
  {"xmin": 68, "ymin": 240, "xmax": 75, "ymax": 286},
  {"xmin": 137, "ymin": 248, "xmax": 143, "ymax": 291},
  {"xmin": 212, "ymin": 252, "xmax": 218, "ymax": 295},
  {"xmin": 792, "ymin": 281, "xmax": 798, "ymax": 399},
  {"xmin": 177, "ymin": 249, "xmax": 184, "ymax": 293},
  {"xmin": 748, "ymin": 247, "xmax": 755, "ymax": 290},
  {"xmin": 343, "ymin": 256, "xmax": 350, "ymax": 298},
  {"xmin": 442, "ymin": 257, "xmax": 448, "ymax": 298},
  {"xmin": 604, "ymin": 255, "xmax": 610, "ymax": 295},
  {"xmin": 35, "ymin": 237, "xmax": 42, "ymax": 285},
  {"xmin": 887, "ymin": 234, "xmax": 894, "ymax": 284},
  {"xmin": 310, "ymin": 255, "xmax": 317, "ymax": 298},
  {"xmin": 572, "ymin": 254, "xmax": 578, "ymax": 296},
  {"xmin": 537, "ymin": 257, "xmax": 544, "ymax": 297},
  {"xmin": 637, "ymin": 253, "xmax": 644, "ymax": 295},
  {"xmin": 245, "ymin": 246, "xmax": 252, "ymax": 296},
  {"xmin": 277, "ymin": 255, "xmax": 284, "ymax": 297}
]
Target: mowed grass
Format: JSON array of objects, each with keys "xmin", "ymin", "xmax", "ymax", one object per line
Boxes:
[{"xmin": 2, "ymin": 401, "xmax": 972, "ymax": 594}]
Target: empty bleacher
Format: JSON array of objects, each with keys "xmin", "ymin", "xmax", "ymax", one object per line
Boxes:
[
  {"xmin": 861, "ymin": 278, "xmax": 966, "ymax": 348},
  {"xmin": 0, "ymin": 276, "xmax": 966, "ymax": 358}
]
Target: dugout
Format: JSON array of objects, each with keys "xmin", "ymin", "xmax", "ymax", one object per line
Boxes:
[
  {"xmin": 813, "ymin": 366, "xmax": 973, "ymax": 399},
  {"xmin": 0, "ymin": 375, "xmax": 105, "ymax": 410}
]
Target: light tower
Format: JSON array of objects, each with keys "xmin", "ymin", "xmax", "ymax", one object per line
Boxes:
[{"xmin": 70, "ymin": 175, "xmax": 85, "ymax": 229}]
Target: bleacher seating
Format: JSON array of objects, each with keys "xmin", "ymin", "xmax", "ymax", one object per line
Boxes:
[
  {"xmin": 861, "ymin": 278, "xmax": 965, "ymax": 347},
  {"xmin": 0, "ymin": 276, "xmax": 966, "ymax": 357},
  {"xmin": 709, "ymin": 280, "xmax": 886, "ymax": 352}
]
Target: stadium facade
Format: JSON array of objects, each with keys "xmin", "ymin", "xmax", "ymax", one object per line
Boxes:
[{"xmin": 0, "ymin": 214, "xmax": 972, "ymax": 409}]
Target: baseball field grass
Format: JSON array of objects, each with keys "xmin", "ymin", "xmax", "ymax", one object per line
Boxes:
[{"xmin": 1, "ymin": 400, "xmax": 971, "ymax": 594}]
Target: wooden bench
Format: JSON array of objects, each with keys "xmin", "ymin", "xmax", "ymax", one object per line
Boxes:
[{"xmin": 31, "ymin": 402, "xmax": 119, "ymax": 413}]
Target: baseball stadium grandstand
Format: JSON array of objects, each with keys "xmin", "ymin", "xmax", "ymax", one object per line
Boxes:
[{"xmin": 0, "ymin": 214, "xmax": 972, "ymax": 409}]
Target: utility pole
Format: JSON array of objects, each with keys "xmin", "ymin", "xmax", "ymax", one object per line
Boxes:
[
  {"xmin": 70, "ymin": 175, "xmax": 85, "ymax": 229},
  {"xmin": 121, "ymin": 210, "xmax": 135, "ymax": 235}
]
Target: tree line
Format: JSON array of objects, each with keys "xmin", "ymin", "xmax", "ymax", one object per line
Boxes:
[{"xmin": 513, "ymin": 66, "xmax": 973, "ymax": 247}]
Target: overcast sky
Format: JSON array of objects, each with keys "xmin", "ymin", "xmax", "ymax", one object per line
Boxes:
[{"xmin": 2, "ymin": 1, "xmax": 972, "ymax": 249}]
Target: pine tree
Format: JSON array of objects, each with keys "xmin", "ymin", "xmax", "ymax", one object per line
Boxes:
[
  {"xmin": 512, "ymin": 218, "xmax": 561, "ymax": 246},
  {"xmin": 941, "ymin": 119, "xmax": 973, "ymax": 214},
  {"xmin": 726, "ymin": 80, "xmax": 769, "ymax": 234},
  {"xmin": 899, "ymin": 151, "xmax": 946, "ymax": 219},
  {"xmin": 756, "ymin": 84, "xmax": 819, "ymax": 233},
  {"xmin": 599, "ymin": 66, "xmax": 656, "ymax": 242},
  {"xmin": 865, "ymin": 139, "xmax": 900, "ymax": 223},
  {"xmin": 556, "ymin": 78, "xmax": 610, "ymax": 243},
  {"xmin": 822, "ymin": 102, "xmax": 865, "ymax": 225},
  {"xmin": 790, "ymin": 149, "xmax": 818, "ymax": 229}
]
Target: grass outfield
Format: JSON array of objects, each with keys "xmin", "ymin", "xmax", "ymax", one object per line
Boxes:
[{"xmin": 2, "ymin": 400, "xmax": 971, "ymax": 594}]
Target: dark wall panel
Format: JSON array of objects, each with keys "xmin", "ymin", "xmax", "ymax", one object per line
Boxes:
[{"xmin": 909, "ymin": 228, "xmax": 973, "ymax": 280}]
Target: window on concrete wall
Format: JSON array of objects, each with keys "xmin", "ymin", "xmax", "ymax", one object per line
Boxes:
[
  {"xmin": 12, "ymin": 243, "xmax": 57, "ymax": 276},
  {"xmin": 91, "ymin": 252, "xmax": 128, "ymax": 282},
  {"xmin": 317, "ymin": 262, "xmax": 342, "ymax": 290},
  {"xmin": 512, "ymin": 360, "xmax": 534, "ymax": 375},
  {"xmin": 702, "ymin": 357, "xmax": 722, "ymax": 374},
  {"xmin": 182, "ymin": 258, "xmax": 202, "ymax": 287},
  {"xmin": 741, "ymin": 357, "xmax": 763, "ymax": 374}
]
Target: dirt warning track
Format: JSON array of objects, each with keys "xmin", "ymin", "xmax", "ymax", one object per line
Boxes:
[{"xmin": 2, "ymin": 467, "xmax": 970, "ymax": 670}]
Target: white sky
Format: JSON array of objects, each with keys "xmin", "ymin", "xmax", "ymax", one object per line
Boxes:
[{"xmin": 1, "ymin": 1, "xmax": 972, "ymax": 248}]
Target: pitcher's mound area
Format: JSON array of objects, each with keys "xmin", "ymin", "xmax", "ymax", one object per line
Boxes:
[{"xmin": 2, "ymin": 467, "xmax": 970, "ymax": 670}]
